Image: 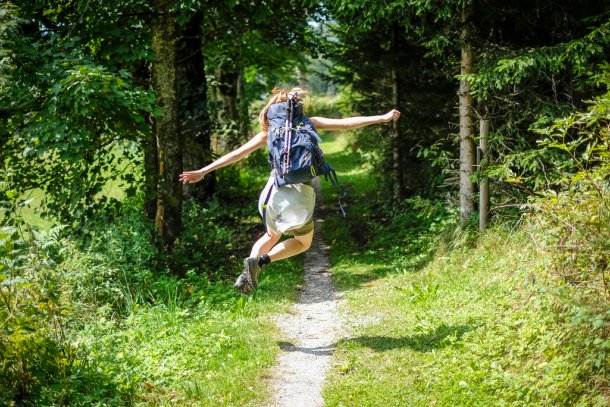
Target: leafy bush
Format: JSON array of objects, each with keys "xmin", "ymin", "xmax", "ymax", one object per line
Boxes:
[
  {"xmin": 525, "ymin": 84, "xmax": 610, "ymax": 388},
  {"xmin": 533, "ymin": 82, "xmax": 610, "ymax": 299},
  {"xmin": 59, "ymin": 206, "xmax": 159, "ymax": 316},
  {"xmin": 533, "ymin": 186, "xmax": 610, "ymax": 295},
  {"xmin": 172, "ymin": 196, "xmax": 261, "ymax": 280},
  {"xmin": 0, "ymin": 223, "xmax": 131, "ymax": 406}
]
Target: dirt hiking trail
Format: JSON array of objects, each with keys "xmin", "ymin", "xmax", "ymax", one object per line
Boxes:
[{"xmin": 266, "ymin": 179, "xmax": 343, "ymax": 407}]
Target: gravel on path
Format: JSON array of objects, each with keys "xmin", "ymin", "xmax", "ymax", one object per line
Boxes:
[{"xmin": 266, "ymin": 178, "xmax": 342, "ymax": 407}]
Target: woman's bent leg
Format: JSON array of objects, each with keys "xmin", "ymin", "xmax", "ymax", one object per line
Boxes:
[
  {"xmin": 267, "ymin": 229, "xmax": 314, "ymax": 262},
  {"xmin": 250, "ymin": 231, "xmax": 281, "ymax": 257}
]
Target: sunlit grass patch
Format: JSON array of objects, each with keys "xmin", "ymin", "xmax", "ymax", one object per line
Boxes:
[
  {"xmin": 72, "ymin": 255, "xmax": 303, "ymax": 406},
  {"xmin": 318, "ymin": 129, "xmax": 609, "ymax": 406},
  {"xmin": 6, "ymin": 144, "xmax": 140, "ymax": 231},
  {"xmin": 324, "ymin": 227, "xmax": 539, "ymax": 406},
  {"xmin": 79, "ymin": 304, "xmax": 272, "ymax": 406},
  {"xmin": 10, "ymin": 188, "xmax": 55, "ymax": 229}
]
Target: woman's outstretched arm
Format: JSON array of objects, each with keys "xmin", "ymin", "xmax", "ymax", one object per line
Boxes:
[
  {"xmin": 310, "ymin": 109, "xmax": 400, "ymax": 131},
  {"xmin": 179, "ymin": 131, "xmax": 267, "ymax": 184}
]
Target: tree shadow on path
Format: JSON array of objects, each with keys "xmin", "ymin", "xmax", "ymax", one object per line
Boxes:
[
  {"xmin": 278, "ymin": 341, "xmax": 336, "ymax": 356},
  {"xmin": 340, "ymin": 323, "xmax": 477, "ymax": 353}
]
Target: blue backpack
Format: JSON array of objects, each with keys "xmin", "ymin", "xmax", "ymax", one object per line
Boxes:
[{"xmin": 266, "ymin": 96, "xmax": 338, "ymax": 188}]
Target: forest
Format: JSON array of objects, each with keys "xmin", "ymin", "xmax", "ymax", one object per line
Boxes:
[{"xmin": 1, "ymin": 0, "xmax": 610, "ymax": 405}]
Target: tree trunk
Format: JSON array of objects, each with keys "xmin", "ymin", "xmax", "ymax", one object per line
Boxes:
[
  {"xmin": 214, "ymin": 66, "xmax": 239, "ymax": 123},
  {"xmin": 177, "ymin": 12, "xmax": 215, "ymax": 201},
  {"xmin": 213, "ymin": 64, "xmax": 249, "ymax": 152},
  {"xmin": 295, "ymin": 67, "xmax": 307, "ymax": 88},
  {"xmin": 134, "ymin": 59, "xmax": 158, "ymax": 220},
  {"xmin": 151, "ymin": 0, "xmax": 182, "ymax": 247},
  {"xmin": 235, "ymin": 67, "xmax": 250, "ymax": 138},
  {"xmin": 479, "ymin": 118, "xmax": 490, "ymax": 230},
  {"xmin": 213, "ymin": 66, "xmax": 239, "ymax": 152},
  {"xmin": 458, "ymin": 1, "xmax": 476, "ymax": 221},
  {"xmin": 391, "ymin": 22, "xmax": 406, "ymax": 201},
  {"xmin": 143, "ymin": 114, "xmax": 158, "ymax": 220}
]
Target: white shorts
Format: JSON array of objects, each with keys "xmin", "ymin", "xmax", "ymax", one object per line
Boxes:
[{"xmin": 258, "ymin": 176, "xmax": 316, "ymax": 236}]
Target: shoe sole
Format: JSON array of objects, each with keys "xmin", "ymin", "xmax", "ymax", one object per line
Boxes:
[{"xmin": 244, "ymin": 257, "xmax": 261, "ymax": 289}]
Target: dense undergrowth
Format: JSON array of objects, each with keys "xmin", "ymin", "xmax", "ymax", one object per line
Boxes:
[
  {"xmin": 320, "ymin": 130, "xmax": 610, "ymax": 406},
  {"xmin": 0, "ymin": 162, "xmax": 301, "ymax": 406}
]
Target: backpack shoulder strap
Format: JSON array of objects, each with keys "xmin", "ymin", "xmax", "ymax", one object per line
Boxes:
[{"xmin": 261, "ymin": 182, "xmax": 275, "ymax": 234}]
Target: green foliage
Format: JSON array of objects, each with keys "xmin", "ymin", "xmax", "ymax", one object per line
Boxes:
[
  {"xmin": 0, "ymin": 180, "xmax": 303, "ymax": 405},
  {"xmin": 7, "ymin": 62, "xmax": 154, "ymax": 223},
  {"xmin": 538, "ymin": 84, "xmax": 610, "ymax": 182},
  {"xmin": 468, "ymin": 19, "xmax": 610, "ymax": 100},
  {"xmin": 0, "ymin": 3, "xmax": 20, "ymax": 89},
  {"xmin": 59, "ymin": 205, "xmax": 158, "ymax": 316},
  {"xmin": 530, "ymin": 186, "xmax": 610, "ymax": 381},
  {"xmin": 325, "ymin": 0, "xmax": 610, "ymax": 209},
  {"xmin": 486, "ymin": 70, "xmax": 610, "ymax": 203},
  {"xmin": 172, "ymin": 196, "xmax": 259, "ymax": 280},
  {"xmin": 0, "ymin": 222, "xmax": 128, "ymax": 406},
  {"xmin": 323, "ymin": 1, "xmax": 455, "ymax": 199},
  {"xmin": 533, "ymin": 185, "xmax": 610, "ymax": 294},
  {"xmin": 1, "ymin": 1, "xmax": 156, "ymax": 226},
  {"xmin": 521, "ymin": 89, "xmax": 610, "ymax": 380},
  {"xmin": 191, "ymin": 0, "xmax": 323, "ymax": 149},
  {"xmin": 0, "ymin": 165, "xmax": 27, "ymax": 226},
  {"xmin": 463, "ymin": 6, "xmax": 610, "ymax": 209}
]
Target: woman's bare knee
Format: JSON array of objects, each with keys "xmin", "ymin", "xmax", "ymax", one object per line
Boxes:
[{"xmin": 251, "ymin": 230, "xmax": 282, "ymax": 257}]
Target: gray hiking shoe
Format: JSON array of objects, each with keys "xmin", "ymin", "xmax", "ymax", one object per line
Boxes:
[{"xmin": 233, "ymin": 257, "xmax": 261, "ymax": 294}]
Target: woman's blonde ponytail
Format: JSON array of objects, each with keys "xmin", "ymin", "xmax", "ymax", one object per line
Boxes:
[{"xmin": 259, "ymin": 86, "xmax": 310, "ymax": 134}]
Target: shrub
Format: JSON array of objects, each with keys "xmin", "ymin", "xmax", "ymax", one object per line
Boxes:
[
  {"xmin": 533, "ymin": 82, "xmax": 610, "ymax": 302},
  {"xmin": 526, "ymin": 84, "xmax": 610, "ymax": 387},
  {"xmin": 0, "ymin": 223, "xmax": 130, "ymax": 405},
  {"xmin": 60, "ymin": 205, "xmax": 158, "ymax": 316}
]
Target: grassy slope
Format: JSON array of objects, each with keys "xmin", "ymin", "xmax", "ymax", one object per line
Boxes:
[
  {"xmin": 319, "ymin": 132, "xmax": 608, "ymax": 406},
  {"xmin": 76, "ymin": 259, "xmax": 303, "ymax": 406},
  {"xmin": 61, "ymin": 163, "xmax": 305, "ymax": 406}
]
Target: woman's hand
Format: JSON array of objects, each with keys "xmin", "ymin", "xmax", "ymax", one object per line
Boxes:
[
  {"xmin": 382, "ymin": 109, "xmax": 401, "ymax": 123},
  {"xmin": 179, "ymin": 169, "xmax": 206, "ymax": 184}
]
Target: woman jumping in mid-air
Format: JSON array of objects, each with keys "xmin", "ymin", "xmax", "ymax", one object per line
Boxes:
[{"xmin": 179, "ymin": 87, "xmax": 400, "ymax": 293}]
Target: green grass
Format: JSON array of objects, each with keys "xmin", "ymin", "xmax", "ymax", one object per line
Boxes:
[
  {"xmin": 9, "ymin": 130, "xmax": 608, "ymax": 406},
  {"xmin": 74, "ymin": 258, "xmax": 303, "ymax": 406},
  {"xmin": 2, "ymin": 218, "xmax": 306, "ymax": 406},
  {"xmin": 318, "ymin": 132, "xmax": 610, "ymax": 406}
]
